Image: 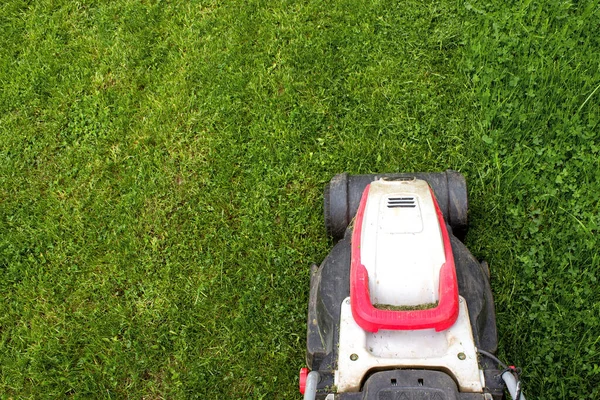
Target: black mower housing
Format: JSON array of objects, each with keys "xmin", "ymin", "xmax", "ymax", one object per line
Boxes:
[{"xmin": 305, "ymin": 171, "xmax": 505, "ymax": 399}]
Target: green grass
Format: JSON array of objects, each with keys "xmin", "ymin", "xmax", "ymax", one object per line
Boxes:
[{"xmin": 1, "ymin": 0, "xmax": 599, "ymax": 398}]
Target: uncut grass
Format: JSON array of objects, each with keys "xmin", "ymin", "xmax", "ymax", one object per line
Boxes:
[
  {"xmin": 1, "ymin": 0, "xmax": 599, "ymax": 398},
  {"xmin": 461, "ymin": 1, "xmax": 600, "ymax": 398}
]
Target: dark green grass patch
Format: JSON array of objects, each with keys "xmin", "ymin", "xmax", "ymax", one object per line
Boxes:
[
  {"xmin": 1, "ymin": 0, "xmax": 599, "ymax": 398},
  {"xmin": 460, "ymin": 1, "xmax": 600, "ymax": 397}
]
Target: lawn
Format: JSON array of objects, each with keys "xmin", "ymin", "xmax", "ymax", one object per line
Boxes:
[{"xmin": 1, "ymin": 0, "xmax": 599, "ymax": 398}]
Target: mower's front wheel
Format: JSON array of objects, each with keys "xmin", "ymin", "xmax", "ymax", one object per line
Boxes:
[{"xmin": 324, "ymin": 171, "xmax": 469, "ymax": 241}]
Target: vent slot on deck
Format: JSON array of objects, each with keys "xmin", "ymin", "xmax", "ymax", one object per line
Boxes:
[{"xmin": 387, "ymin": 197, "xmax": 416, "ymax": 208}]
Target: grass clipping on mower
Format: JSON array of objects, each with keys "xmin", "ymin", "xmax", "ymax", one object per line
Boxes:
[{"xmin": 374, "ymin": 301, "xmax": 439, "ymax": 311}]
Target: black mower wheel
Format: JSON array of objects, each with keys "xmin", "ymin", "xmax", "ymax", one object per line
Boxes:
[{"xmin": 323, "ymin": 170, "xmax": 469, "ymax": 241}]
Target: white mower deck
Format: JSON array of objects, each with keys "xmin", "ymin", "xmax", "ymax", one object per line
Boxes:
[{"xmin": 303, "ymin": 172, "xmax": 506, "ymax": 400}]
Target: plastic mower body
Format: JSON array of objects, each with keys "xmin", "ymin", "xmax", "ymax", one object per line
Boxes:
[{"xmin": 300, "ymin": 171, "xmax": 514, "ymax": 400}]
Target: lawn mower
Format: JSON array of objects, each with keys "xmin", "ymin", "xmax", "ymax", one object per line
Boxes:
[{"xmin": 300, "ymin": 171, "xmax": 525, "ymax": 400}]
